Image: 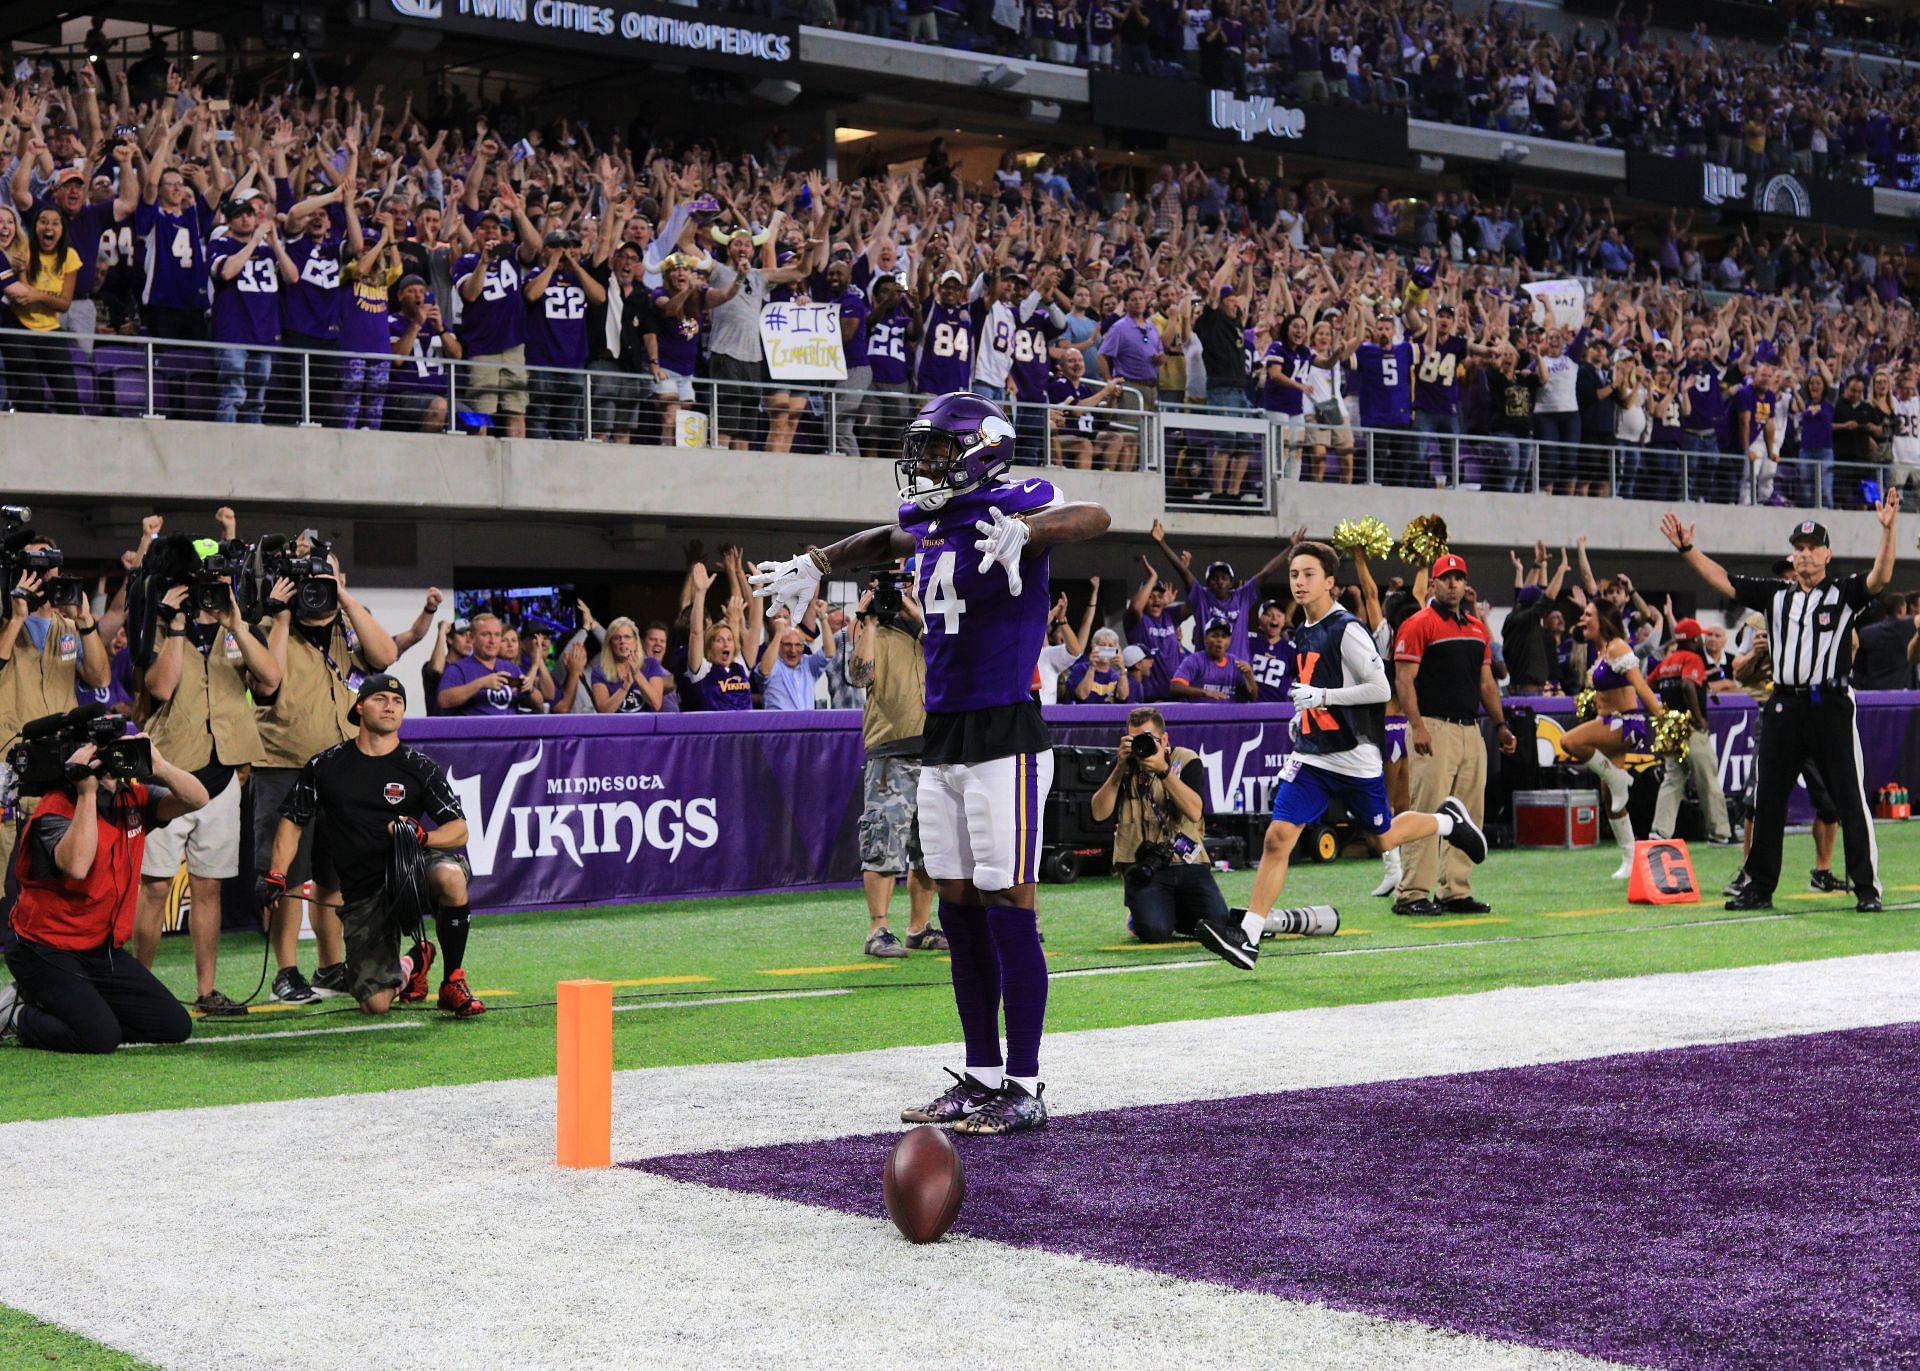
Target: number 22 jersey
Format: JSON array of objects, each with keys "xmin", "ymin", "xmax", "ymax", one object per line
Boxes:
[{"xmin": 901, "ymin": 477, "xmax": 1064, "ymax": 764}]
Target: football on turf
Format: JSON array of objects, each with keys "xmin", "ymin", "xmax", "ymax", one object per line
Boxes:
[{"xmin": 883, "ymin": 1125, "xmax": 965, "ymax": 1243}]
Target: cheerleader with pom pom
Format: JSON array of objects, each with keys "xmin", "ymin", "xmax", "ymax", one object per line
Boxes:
[{"xmin": 1557, "ymin": 601, "xmax": 1670, "ymax": 878}]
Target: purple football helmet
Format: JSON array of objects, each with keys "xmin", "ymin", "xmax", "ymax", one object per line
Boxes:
[{"xmin": 898, "ymin": 391, "xmax": 1016, "ymax": 511}]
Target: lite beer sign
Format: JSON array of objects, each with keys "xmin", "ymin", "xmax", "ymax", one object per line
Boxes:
[
  {"xmin": 1207, "ymin": 91, "xmax": 1307, "ymax": 143},
  {"xmin": 1700, "ymin": 163, "xmax": 1814, "ymax": 218}
]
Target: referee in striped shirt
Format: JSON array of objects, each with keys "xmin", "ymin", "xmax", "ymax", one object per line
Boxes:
[{"xmin": 1661, "ymin": 499, "xmax": 1898, "ymax": 912}]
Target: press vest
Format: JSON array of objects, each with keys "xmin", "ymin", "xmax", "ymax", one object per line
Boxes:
[
  {"xmin": 0, "ymin": 612, "xmax": 85, "ymax": 742},
  {"xmin": 1291, "ymin": 607, "xmax": 1385, "ymax": 757},
  {"xmin": 862, "ymin": 622, "xmax": 926, "ymax": 756},
  {"xmin": 254, "ymin": 618, "xmax": 365, "ymax": 770},
  {"xmin": 1112, "ymin": 744, "xmax": 1209, "ymax": 865},
  {"xmin": 139, "ymin": 624, "xmax": 266, "ymax": 771},
  {"xmin": 11, "ymin": 783, "xmax": 150, "ymax": 951}
]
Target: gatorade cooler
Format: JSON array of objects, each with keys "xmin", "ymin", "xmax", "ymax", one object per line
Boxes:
[{"xmin": 1513, "ymin": 789, "xmax": 1600, "ymax": 848}]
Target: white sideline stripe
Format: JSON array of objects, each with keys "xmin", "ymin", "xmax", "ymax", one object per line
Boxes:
[
  {"xmin": 5, "ymin": 952, "xmax": 1920, "ymax": 1371},
  {"xmin": 123, "ymin": 1020, "xmax": 423, "ymax": 1047},
  {"xmin": 615, "ymin": 989, "xmax": 851, "ymax": 1011}
]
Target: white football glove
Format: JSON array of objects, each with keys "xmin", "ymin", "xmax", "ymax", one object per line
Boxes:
[
  {"xmin": 1289, "ymin": 682, "xmax": 1329, "ymax": 711},
  {"xmin": 972, "ymin": 506, "xmax": 1030, "ymax": 596},
  {"xmin": 749, "ymin": 554, "xmax": 822, "ymax": 624}
]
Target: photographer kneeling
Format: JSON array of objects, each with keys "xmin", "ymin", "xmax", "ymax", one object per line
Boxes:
[
  {"xmin": 1091, "ymin": 707, "xmax": 1227, "ymax": 943},
  {"xmin": 0, "ymin": 714, "xmax": 209, "ymax": 1053}
]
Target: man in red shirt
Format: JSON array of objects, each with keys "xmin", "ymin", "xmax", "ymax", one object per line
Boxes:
[
  {"xmin": 1650, "ymin": 618, "xmax": 1733, "ymax": 845},
  {"xmin": 0, "ymin": 729, "xmax": 208, "ymax": 1053},
  {"xmin": 1391, "ymin": 555, "xmax": 1516, "ymax": 915}
]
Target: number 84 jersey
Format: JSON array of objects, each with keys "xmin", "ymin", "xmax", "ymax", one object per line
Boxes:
[{"xmin": 901, "ymin": 477, "xmax": 1064, "ymax": 714}]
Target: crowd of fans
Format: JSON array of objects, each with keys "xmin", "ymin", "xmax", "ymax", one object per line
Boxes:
[
  {"xmin": 0, "ymin": 53, "xmax": 1915, "ymax": 506},
  {"xmin": 392, "ymin": 523, "xmax": 1918, "ymax": 719},
  {"xmin": 785, "ymin": 0, "xmax": 1920, "ymax": 187}
]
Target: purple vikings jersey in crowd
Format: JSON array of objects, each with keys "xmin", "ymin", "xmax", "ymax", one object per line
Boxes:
[
  {"xmin": 207, "ymin": 234, "xmax": 282, "ymax": 346},
  {"xmin": 1353, "ymin": 339, "xmax": 1415, "ymax": 427},
  {"xmin": 525, "ymin": 267, "xmax": 591, "ymax": 369},
  {"xmin": 281, "ymin": 226, "xmax": 344, "ymax": 340},
  {"xmin": 902, "ymin": 477, "xmax": 1065, "ymax": 714},
  {"xmin": 134, "ymin": 199, "xmax": 215, "ymax": 311},
  {"xmin": 454, "ymin": 252, "xmax": 528, "ymax": 355},
  {"xmin": 1247, "ymin": 631, "xmax": 1297, "ymax": 702},
  {"xmin": 867, "ymin": 303, "xmax": 912, "ymax": 385},
  {"xmin": 1412, "ymin": 334, "xmax": 1469, "ymax": 416},
  {"xmin": 916, "ymin": 299, "xmax": 975, "ymax": 394}
]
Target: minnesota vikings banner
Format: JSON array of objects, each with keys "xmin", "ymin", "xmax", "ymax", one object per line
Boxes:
[{"xmin": 405, "ymin": 693, "xmax": 1920, "ymax": 914}]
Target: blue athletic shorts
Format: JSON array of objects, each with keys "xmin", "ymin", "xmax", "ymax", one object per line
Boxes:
[{"xmin": 1270, "ymin": 756, "xmax": 1393, "ymax": 835}]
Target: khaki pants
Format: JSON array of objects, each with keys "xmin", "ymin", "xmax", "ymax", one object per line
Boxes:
[
  {"xmin": 1396, "ymin": 718, "xmax": 1485, "ymax": 902},
  {"xmin": 1652, "ymin": 726, "xmax": 1732, "ymax": 842}
]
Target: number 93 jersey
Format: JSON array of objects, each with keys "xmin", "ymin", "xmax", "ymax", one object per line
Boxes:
[{"xmin": 901, "ymin": 477, "xmax": 1064, "ymax": 715}]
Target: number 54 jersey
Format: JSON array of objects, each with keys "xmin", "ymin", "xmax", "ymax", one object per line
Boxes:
[{"xmin": 901, "ymin": 477, "xmax": 1064, "ymax": 717}]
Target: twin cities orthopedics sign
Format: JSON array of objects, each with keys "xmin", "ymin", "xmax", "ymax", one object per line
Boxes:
[
  {"xmin": 385, "ymin": 0, "xmax": 796, "ymax": 72},
  {"xmin": 1625, "ymin": 151, "xmax": 1875, "ymax": 230},
  {"xmin": 1088, "ymin": 72, "xmax": 1409, "ymax": 166}
]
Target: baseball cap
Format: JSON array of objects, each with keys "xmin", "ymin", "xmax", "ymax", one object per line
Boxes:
[
  {"xmin": 937, "ymin": 269, "xmax": 964, "ymax": 286},
  {"xmin": 54, "ymin": 165, "xmax": 84, "ymax": 185},
  {"xmin": 1203, "ymin": 615, "xmax": 1234, "ymax": 635},
  {"xmin": 1431, "ymin": 553, "xmax": 1469, "ymax": 579},
  {"xmin": 1202, "ymin": 559, "xmax": 1236, "ymax": 581},
  {"xmin": 348, "ymin": 672, "xmax": 407, "ymax": 724},
  {"xmin": 1673, "ymin": 617, "xmax": 1705, "ymax": 638},
  {"xmin": 451, "ymin": 617, "xmax": 473, "ymax": 634},
  {"xmin": 1788, "ymin": 519, "xmax": 1830, "ymax": 548},
  {"xmin": 1122, "ymin": 645, "xmax": 1149, "ymax": 667},
  {"xmin": 1516, "ymin": 584, "xmax": 1544, "ymax": 605},
  {"xmin": 394, "ymin": 274, "xmax": 427, "ymax": 295},
  {"xmin": 1257, "ymin": 598, "xmax": 1286, "ymax": 616}
]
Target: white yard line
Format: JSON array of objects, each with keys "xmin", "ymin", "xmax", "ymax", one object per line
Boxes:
[
  {"xmin": 123, "ymin": 1020, "xmax": 423, "ymax": 1046},
  {"xmin": 5, "ymin": 952, "xmax": 1920, "ymax": 1371}
]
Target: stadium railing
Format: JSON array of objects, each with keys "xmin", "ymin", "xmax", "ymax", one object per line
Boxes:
[{"xmin": 6, "ymin": 329, "xmax": 1888, "ymax": 517}]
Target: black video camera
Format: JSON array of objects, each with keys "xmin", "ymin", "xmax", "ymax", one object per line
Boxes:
[
  {"xmin": 858, "ymin": 565, "xmax": 915, "ymax": 621},
  {"xmin": 251, "ymin": 532, "xmax": 338, "ymax": 618},
  {"xmin": 9, "ymin": 704, "xmax": 151, "ymax": 796},
  {"xmin": 0, "ymin": 505, "xmax": 82, "ymax": 610},
  {"xmin": 191, "ymin": 541, "xmax": 247, "ymax": 616},
  {"xmin": 1129, "ymin": 731, "xmax": 1160, "ymax": 760}
]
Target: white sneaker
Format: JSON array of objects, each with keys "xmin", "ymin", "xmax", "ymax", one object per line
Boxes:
[
  {"xmin": 1370, "ymin": 849, "xmax": 1403, "ymax": 897},
  {"xmin": 0, "ymin": 981, "xmax": 18, "ymax": 1040}
]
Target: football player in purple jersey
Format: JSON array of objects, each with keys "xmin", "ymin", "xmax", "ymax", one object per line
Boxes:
[{"xmin": 753, "ymin": 392, "xmax": 1108, "ymax": 1135}]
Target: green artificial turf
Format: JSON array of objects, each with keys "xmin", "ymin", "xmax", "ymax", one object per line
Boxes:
[
  {"xmin": 5, "ymin": 824, "xmax": 1920, "ymax": 1125},
  {"xmin": 0, "ymin": 1307, "xmax": 156, "ymax": 1370}
]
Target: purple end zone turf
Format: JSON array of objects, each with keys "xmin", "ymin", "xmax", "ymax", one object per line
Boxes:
[{"xmin": 634, "ymin": 1024, "xmax": 1920, "ymax": 1369}]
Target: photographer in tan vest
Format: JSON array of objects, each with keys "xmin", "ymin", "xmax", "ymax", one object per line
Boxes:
[
  {"xmin": 0, "ymin": 545, "xmax": 110, "ymax": 893},
  {"xmin": 1091, "ymin": 707, "xmax": 1228, "ymax": 942},
  {"xmin": 132, "ymin": 549, "xmax": 280, "ymax": 1016},
  {"xmin": 250, "ymin": 549, "xmax": 398, "ymax": 1003}
]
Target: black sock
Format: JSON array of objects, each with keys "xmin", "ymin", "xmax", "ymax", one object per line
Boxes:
[{"xmin": 434, "ymin": 904, "xmax": 470, "ymax": 978}]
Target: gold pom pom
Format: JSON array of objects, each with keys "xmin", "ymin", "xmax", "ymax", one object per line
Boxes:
[
  {"xmin": 1651, "ymin": 710, "xmax": 1692, "ymax": 762},
  {"xmin": 1573, "ymin": 689, "xmax": 1598, "ymax": 722},
  {"xmin": 1398, "ymin": 513, "xmax": 1451, "ymax": 570},
  {"xmin": 1331, "ymin": 517, "xmax": 1395, "ymax": 560}
]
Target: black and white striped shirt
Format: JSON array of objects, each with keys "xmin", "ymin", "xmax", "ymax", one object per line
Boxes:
[{"xmin": 1731, "ymin": 572, "xmax": 1874, "ymax": 688}]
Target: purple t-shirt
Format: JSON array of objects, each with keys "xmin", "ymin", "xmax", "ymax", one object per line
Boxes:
[
  {"xmin": 826, "ymin": 283, "xmax": 871, "ymax": 369},
  {"xmin": 1172, "ymin": 650, "xmax": 1244, "ymax": 699},
  {"xmin": 455, "ymin": 252, "xmax": 528, "ymax": 356},
  {"xmin": 208, "ymin": 234, "xmax": 283, "ymax": 346},
  {"xmin": 526, "ymin": 267, "xmax": 591, "ymax": 369},
  {"xmin": 1679, "ymin": 359, "xmax": 1725, "ymax": 429},
  {"xmin": 916, "ymin": 300, "xmax": 974, "ymax": 394},
  {"xmin": 1187, "ymin": 580, "xmax": 1261, "ymax": 661},
  {"xmin": 282, "ymin": 229, "xmax": 343, "ymax": 340},
  {"xmin": 134, "ymin": 199, "xmax": 214, "ymax": 311},
  {"xmin": 339, "ymin": 263, "xmax": 395, "ymax": 356},
  {"xmin": 67, "ymin": 199, "xmax": 122, "ymax": 298},
  {"xmin": 686, "ymin": 658, "xmax": 754, "ymax": 711},
  {"xmin": 868, "ymin": 302, "xmax": 911, "ymax": 385},
  {"xmin": 1412, "ymin": 335, "xmax": 1469, "ymax": 417},
  {"xmin": 903, "ymin": 477, "xmax": 1062, "ymax": 713},
  {"xmin": 1127, "ymin": 604, "xmax": 1190, "ymax": 677},
  {"xmin": 651, "ymin": 286, "xmax": 708, "ymax": 375},
  {"xmin": 438, "ymin": 654, "xmax": 524, "ymax": 716},
  {"xmin": 1063, "ymin": 658, "xmax": 1123, "ymax": 702},
  {"xmin": 588, "ymin": 660, "xmax": 666, "ymax": 713}
]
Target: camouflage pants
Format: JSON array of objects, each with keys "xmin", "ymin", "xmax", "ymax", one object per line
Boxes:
[
  {"xmin": 859, "ymin": 755, "xmax": 924, "ymax": 875},
  {"xmin": 340, "ymin": 853, "xmax": 471, "ymax": 1002}
]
